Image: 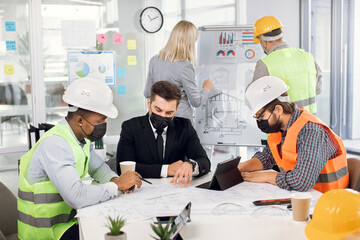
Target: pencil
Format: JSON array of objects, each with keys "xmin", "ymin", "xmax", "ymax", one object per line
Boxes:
[{"xmin": 140, "ymin": 178, "xmax": 152, "ymax": 185}]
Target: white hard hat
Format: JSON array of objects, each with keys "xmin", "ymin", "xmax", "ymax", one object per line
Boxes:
[
  {"xmin": 245, "ymin": 76, "xmax": 290, "ymax": 116},
  {"xmin": 63, "ymin": 78, "xmax": 118, "ymax": 119}
]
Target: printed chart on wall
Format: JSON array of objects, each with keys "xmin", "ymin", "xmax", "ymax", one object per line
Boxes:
[
  {"xmin": 68, "ymin": 51, "xmax": 115, "ymax": 86},
  {"xmin": 195, "ymin": 26, "xmax": 267, "ymax": 146}
]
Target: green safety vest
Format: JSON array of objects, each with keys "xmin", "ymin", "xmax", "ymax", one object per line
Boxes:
[
  {"xmin": 18, "ymin": 124, "xmax": 90, "ymax": 240},
  {"xmin": 262, "ymin": 48, "xmax": 318, "ymax": 113}
]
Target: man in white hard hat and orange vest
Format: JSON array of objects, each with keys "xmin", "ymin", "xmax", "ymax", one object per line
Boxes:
[
  {"xmin": 238, "ymin": 76, "xmax": 349, "ymax": 193},
  {"xmin": 252, "ymin": 16, "xmax": 322, "ymax": 114},
  {"xmin": 18, "ymin": 78, "xmax": 142, "ymax": 240}
]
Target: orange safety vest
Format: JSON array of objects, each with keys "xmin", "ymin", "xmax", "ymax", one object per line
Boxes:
[{"xmin": 267, "ymin": 109, "xmax": 349, "ymax": 193}]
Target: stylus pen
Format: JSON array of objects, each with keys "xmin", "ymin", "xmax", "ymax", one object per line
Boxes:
[{"xmin": 140, "ymin": 178, "xmax": 152, "ymax": 185}]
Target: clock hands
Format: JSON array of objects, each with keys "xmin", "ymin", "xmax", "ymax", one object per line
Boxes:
[{"xmin": 147, "ymin": 15, "xmax": 160, "ymax": 21}]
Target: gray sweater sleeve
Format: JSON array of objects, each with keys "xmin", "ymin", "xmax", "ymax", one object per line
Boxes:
[
  {"xmin": 181, "ymin": 62, "xmax": 210, "ymax": 107},
  {"xmin": 252, "ymin": 60, "xmax": 269, "ymax": 82}
]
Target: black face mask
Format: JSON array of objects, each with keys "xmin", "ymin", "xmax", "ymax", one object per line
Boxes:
[
  {"xmin": 150, "ymin": 111, "xmax": 172, "ymax": 131},
  {"xmin": 256, "ymin": 111, "xmax": 282, "ymax": 133},
  {"xmin": 80, "ymin": 117, "xmax": 107, "ymax": 142}
]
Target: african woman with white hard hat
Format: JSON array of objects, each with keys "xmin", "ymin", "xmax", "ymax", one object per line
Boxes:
[{"xmin": 18, "ymin": 78, "xmax": 142, "ymax": 240}]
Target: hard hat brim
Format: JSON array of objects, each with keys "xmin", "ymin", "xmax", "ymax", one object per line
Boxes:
[{"xmin": 99, "ymin": 104, "xmax": 118, "ymax": 119}]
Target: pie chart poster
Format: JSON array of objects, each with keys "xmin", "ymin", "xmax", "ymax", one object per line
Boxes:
[{"xmin": 67, "ymin": 51, "xmax": 115, "ymax": 87}]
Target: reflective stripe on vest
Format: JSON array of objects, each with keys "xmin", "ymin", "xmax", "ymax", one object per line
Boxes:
[
  {"xmin": 18, "ymin": 209, "xmax": 76, "ymax": 228},
  {"xmin": 316, "ymin": 166, "xmax": 348, "ymax": 184},
  {"xmin": 18, "ymin": 123, "xmax": 90, "ymax": 240},
  {"xmin": 18, "ymin": 189, "xmax": 63, "ymax": 204},
  {"xmin": 262, "ymin": 48, "xmax": 318, "ymax": 113},
  {"xmin": 293, "ymin": 96, "xmax": 316, "ymax": 108},
  {"xmin": 267, "ymin": 109, "xmax": 349, "ymax": 193}
]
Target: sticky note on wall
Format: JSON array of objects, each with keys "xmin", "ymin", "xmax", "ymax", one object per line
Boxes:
[
  {"xmin": 6, "ymin": 41, "xmax": 16, "ymax": 51},
  {"xmin": 5, "ymin": 21, "xmax": 16, "ymax": 31},
  {"xmin": 128, "ymin": 56, "xmax": 137, "ymax": 65},
  {"xmin": 117, "ymin": 85, "xmax": 126, "ymax": 95},
  {"xmin": 127, "ymin": 40, "xmax": 136, "ymax": 49},
  {"xmin": 4, "ymin": 64, "xmax": 14, "ymax": 75},
  {"xmin": 97, "ymin": 34, "xmax": 107, "ymax": 43},
  {"xmin": 117, "ymin": 68, "xmax": 126, "ymax": 78},
  {"xmin": 113, "ymin": 34, "xmax": 123, "ymax": 44}
]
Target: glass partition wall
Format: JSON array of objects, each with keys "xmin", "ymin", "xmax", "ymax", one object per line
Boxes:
[
  {"xmin": 306, "ymin": 0, "xmax": 360, "ymax": 154},
  {"xmin": 0, "ymin": 0, "xmax": 31, "ymax": 149}
]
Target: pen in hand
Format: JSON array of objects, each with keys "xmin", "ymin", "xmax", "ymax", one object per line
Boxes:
[{"xmin": 140, "ymin": 177, "xmax": 152, "ymax": 185}]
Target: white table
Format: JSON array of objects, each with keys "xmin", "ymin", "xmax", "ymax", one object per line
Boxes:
[{"xmin": 78, "ymin": 174, "xmax": 322, "ymax": 240}]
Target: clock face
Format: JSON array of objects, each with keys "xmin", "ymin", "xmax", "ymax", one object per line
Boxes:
[{"xmin": 140, "ymin": 7, "xmax": 163, "ymax": 33}]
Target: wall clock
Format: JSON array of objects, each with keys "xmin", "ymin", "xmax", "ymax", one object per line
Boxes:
[{"xmin": 140, "ymin": 6, "xmax": 164, "ymax": 33}]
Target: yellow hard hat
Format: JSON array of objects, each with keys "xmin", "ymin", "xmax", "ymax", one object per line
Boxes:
[
  {"xmin": 253, "ymin": 16, "xmax": 283, "ymax": 43},
  {"xmin": 305, "ymin": 189, "xmax": 360, "ymax": 240}
]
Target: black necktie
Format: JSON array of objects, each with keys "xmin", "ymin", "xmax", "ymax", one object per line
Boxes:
[{"xmin": 156, "ymin": 129, "xmax": 164, "ymax": 161}]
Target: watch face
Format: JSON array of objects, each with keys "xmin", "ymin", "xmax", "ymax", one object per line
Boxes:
[{"xmin": 140, "ymin": 7, "xmax": 163, "ymax": 33}]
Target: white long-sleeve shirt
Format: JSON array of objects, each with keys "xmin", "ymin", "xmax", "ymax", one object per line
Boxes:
[{"xmin": 26, "ymin": 118, "xmax": 118, "ymax": 209}]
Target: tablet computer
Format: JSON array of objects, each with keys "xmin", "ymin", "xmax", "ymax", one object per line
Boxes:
[
  {"xmin": 170, "ymin": 202, "xmax": 191, "ymax": 239},
  {"xmin": 196, "ymin": 156, "xmax": 243, "ymax": 191},
  {"xmin": 153, "ymin": 202, "xmax": 191, "ymax": 240}
]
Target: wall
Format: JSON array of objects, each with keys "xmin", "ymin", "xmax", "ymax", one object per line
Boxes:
[{"xmin": 104, "ymin": 0, "xmax": 147, "ymax": 144}]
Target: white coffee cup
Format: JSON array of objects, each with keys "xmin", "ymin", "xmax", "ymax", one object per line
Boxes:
[
  {"xmin": 291, "ymin": 192, "xmax": 312, "ymax": 222},
  {"xmin": 119, "ymin": 161, "xmax": 136, "ymax": 175}
]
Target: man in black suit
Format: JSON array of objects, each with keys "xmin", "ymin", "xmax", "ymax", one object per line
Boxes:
[{"xmin": 117, "ymin": 81, "xmax": 210, "ymax": 186}]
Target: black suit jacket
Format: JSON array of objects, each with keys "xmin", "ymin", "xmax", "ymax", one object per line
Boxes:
[{"xmin": 116, "ymin": 114, "xmax": 210, "ymax": 178}]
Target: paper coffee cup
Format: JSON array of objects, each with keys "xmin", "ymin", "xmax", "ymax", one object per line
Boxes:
[
  {"xmin": 291, "ymin": 192, "xmax": 312, "ymax": 222},
  {"xmin": 119, "ymin": 161, "xmax": 136, "ymax": 175}
]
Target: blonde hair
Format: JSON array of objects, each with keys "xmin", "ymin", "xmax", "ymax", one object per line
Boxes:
[{"xmin": 158, "ymin": 20, "xmax": 198, "ymax": 64}]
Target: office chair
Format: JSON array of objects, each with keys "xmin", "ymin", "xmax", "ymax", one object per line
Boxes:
[
  {"xmin": 347, "ymin": 158, "xmax": 360, "ymax": 191},
  {"xmin": 0, "ymin": 181, "xmax": 18, "ymax": 240}
]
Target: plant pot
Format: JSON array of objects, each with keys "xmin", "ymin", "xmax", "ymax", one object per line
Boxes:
[{"xmin": 104, "ymin": 231, "xmax": 127, "ymax": 240}]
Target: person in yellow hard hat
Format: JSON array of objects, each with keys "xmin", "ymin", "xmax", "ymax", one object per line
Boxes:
[
  {"xmin": 305, "ymin": 189, "xmax": 360, "ymax": 240},
  {"xmin": 252, "ymin": 16, "xmax": 322, "ymax": 114},
  {"xmin": 18, "ymin": 78, "xmax": 142, "ymax": 240}
]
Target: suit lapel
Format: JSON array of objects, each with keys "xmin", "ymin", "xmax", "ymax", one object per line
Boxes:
[
  {"xmin": 141, "ymin": 114, "xmax": 160, "ymax": 163},
  {"xmin": 164, "ymin": 120, "xmax": 176, "ymax": 163}
]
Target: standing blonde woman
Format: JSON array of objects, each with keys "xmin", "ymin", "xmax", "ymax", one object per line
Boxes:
[{"xmin": 144, "ymin": 20, "xmax": 214, "ymax": 121}]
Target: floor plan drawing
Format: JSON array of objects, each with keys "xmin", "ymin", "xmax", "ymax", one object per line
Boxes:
[{"xmin": 201, "ymin": 92, "xmax": 247, "ymax": 135}]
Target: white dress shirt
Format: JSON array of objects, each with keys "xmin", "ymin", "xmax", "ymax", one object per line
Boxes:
[{"xmin": 148, "ymin": 117, "xmax": 199, "ymax": 177}]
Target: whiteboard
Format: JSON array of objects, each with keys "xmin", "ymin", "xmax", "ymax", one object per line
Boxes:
[{"xmin": 194, "ymin": 26, "xmax": 267, "ymax": 146}]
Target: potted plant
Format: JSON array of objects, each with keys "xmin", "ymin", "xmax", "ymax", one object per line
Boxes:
[
  {"xmin": 104, "ymin": 216, "xmax": 126, "ymax": 240},
  {"xmin": 150, "ymin": 218, "xmax": 178, "ymax": 240}
]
